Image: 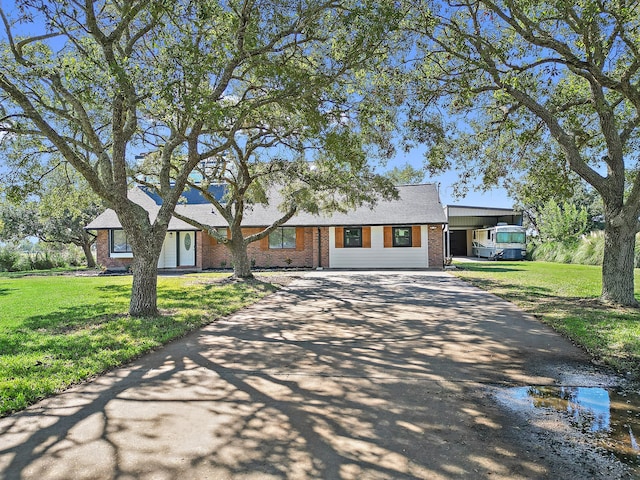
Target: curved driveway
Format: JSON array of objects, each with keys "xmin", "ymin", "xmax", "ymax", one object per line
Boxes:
[{"xmin": 0, "ymin": 271, "xmax": 628, "ymax": 479}]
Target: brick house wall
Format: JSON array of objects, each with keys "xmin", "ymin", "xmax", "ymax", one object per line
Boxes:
[
  {"xmin": 427, "ymin": 224, "xmax": 445, "ymax": 269},
  {"xmin": 202, "ymin": 227, "xmax": 320, "ymax": 269},
  {"xmin": 96, "ymin": 229, "xmax": 202, "ymax": 271},
  {"xmin": 195, "ymin": 231, "xmax": 204, "ymax": 270},
  {"xmin": 96, "ymin": 227, "xmax": 322, "ymax": 271},
  {"xmin": 95, "ymin": 230, "xmax": 132, "ymax": 270},
  {"xmin": 315, "ymin": 227, "xmax": 330, "ymax": 269},
  {"xmin": 96, "ymin": 224, "xmax": 439, "ymax": 271}
]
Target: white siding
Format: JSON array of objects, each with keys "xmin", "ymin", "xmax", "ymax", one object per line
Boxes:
[
  {"xmin": 329, "ymin": 226, "xmax": 429, "ymax": 268},
  {"xmin": 158, "ymin": 233, "xmax": 177, "ymax": 268}
]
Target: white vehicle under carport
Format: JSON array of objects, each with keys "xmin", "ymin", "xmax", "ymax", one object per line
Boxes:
[{"xmin": 472, "ymin": 224, "xmax": 526, "ymax": 260}]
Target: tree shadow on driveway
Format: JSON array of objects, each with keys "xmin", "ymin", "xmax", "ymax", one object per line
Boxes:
[{"xmin": 0, "ymin": 272, "xmax": 628, "ymax": 479}]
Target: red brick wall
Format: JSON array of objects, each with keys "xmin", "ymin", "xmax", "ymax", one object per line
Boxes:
[
  {"xmin": 95, "ymin": 227, "xmax": 318, "ymax": 271},
  {"xmin": 201, "ymin": 227, "xmax": 318, "ymax": 269},
  {"xmin": 315, "ymin": 227, "xmax": 329, "ymax": 268},
  {"xmin": 95, "ymin": 230, "xmax": 133, "ymax": 271},
  {"xmin": 201, "ymin": 231, "xmax": 219, "ymax": 270},
  {"xmin": 427, "ymin": 224, "xmax": 445, "ymax": 269},
  {"xmin": 195, "ymin": 231, "xmax": 204, "ymax": 270}
]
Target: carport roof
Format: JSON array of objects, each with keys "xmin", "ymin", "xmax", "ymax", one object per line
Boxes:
[
  {"xmin": 445, "ymin": 205, "xmax": 520, "ymax": 217},
  {"xmin": 444, "ymin": 204, "xmax": 522, "ymax": 229}
]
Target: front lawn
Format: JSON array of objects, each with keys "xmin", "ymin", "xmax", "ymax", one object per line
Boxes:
[
  {"xmin": 0, "ymin": 273, "xmax": 276, "ymax": 416},
  {"xmin": 451, "ymin": 261, "xmax": 640, "ymax": 377}
]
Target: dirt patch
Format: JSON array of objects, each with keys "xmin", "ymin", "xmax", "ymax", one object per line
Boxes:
[
  {"xmin": 253, "ymin": 272, "xmax": 305, "ymax": 287},
  {"xmin": 185, "ymin": 271, "xmax": 304, "ymax": 286}
]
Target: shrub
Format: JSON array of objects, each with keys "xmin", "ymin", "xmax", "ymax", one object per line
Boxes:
[
  {"xmin": 530, "ymin": 240, "xmax": 575, "ymax": 263},
  {"xmin": 530, "ymin": 230, "xmax": 640, "ymax": 267},
  {"xmin": 0, "ymin": 243, "xmax": 87, "ymax": 272},
  {"xmin": 538, "ymin": 200, "xmax": 589, "ymax": 242},
  {"xmin": 60, "ymin": 246, "xmax": 85, "ymax": 267},
  {"xmin": 12, "ymin": 255, "xmax": 33, "ymax": 272},
  {"xmin": 572, "ymin": 231, "xmax": 605, "ymax": 266},
  {"xmin": 30, "ymin": 251, "xmax": 59, "ymax": 270},
  {"xmin": 0, "ymin": 245, "xmax": 21, "ymax": 272}
]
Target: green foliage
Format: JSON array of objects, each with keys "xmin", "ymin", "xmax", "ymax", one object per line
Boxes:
[
  {"xmin": 529, "ymin": 241, "xmax": 575, "ymax": 264},
  {"xmin": 537, "ymin": 200, "xmax": 589, "ymax": 243},
  {"xmin": 0, "ymin": 165, "xmax": 102, "ymax": 267},
  {"xmin": 530, "ymin": 231, "xmax": 640, "ymax": 268},
  {"xmin": 509, "ymin": 172, "xmax": 604, "ymax": 234},
  {"xmin": 401, "ymin": 0, "xmax": 640, "ymax": 304},
  {"xmin": 572, "ymin": 231, "xmax": 606, "ymax": 266},
  {"xmin": 0, "ymin": 245, "xmax": 21, "ymax": 272},
  {"xmin": 168, "ymin": 70, "xmax": 400, "ymax": 278},
  {"xmin": 0, "ymin": 0, "xmax": 405, "ymax": 314},
  {"xmin": 384, "ymin": 163, "xmax": 425, "ymax": 185},
  {"xmin": 0, "ymin": 273, "xmax": 276, "ymax": 416},
  {"xmin": 0, "ymin": 243, "xmax": 86, "ymax": 272}
]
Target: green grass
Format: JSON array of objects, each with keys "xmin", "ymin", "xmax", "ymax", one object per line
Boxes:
[
  {"xmin": 0, "ymin": 272, "xmax": 277, "ymax": 416},
  {"xmin": 452, "ymin": 261, "xmax": 640, "ymax": 377}
]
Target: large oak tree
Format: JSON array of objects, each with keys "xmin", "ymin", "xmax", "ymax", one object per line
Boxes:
[
  {"xmin": 168, "ymin": 128, "xmax": 396, "ymax": 279},
  {"xmin": 406, "ymin": 0, "xmax": 640, "ymax": 306},
  {"xmin": 0, "ymin": 0, "xmax": 401, "ymax": 315}
]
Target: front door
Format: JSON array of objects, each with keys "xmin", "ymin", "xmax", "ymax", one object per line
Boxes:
[{"xmin": 179, "ymin": 231, "xmax": 195, "ymax": 266}]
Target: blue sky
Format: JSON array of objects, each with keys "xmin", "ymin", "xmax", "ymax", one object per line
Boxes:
[{"xmin": 386, "ymin": 148, "xmax": 515, "ymax": 209}]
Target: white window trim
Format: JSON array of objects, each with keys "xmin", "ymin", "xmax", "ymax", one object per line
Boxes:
[{"xmin": 109, "ymin": 230, "xmax": 134, "ymax": 258}]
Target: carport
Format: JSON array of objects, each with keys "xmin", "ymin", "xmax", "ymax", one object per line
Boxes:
[{"xmin": 444, "ymin": 205, "xmax": 523, "ymax": 257}]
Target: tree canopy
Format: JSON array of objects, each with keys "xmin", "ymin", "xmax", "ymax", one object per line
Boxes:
[
  {"xmin": 0, "ymin": 0, "xmax": 404, "ymax": 315},
  {"xmin": 165, "ymin": 124, "xmax": 396, "ymax": 278},
  {"xmin": 384, "ymin": 163, "xmax": 425, "ymax": 185},
  {"xmin": 402, "ymin": 0, "xmax": 640, "ymax": 306},
  {"xmin": 0, "ymin": 165, "xmax": 102, "ymax": 267}
]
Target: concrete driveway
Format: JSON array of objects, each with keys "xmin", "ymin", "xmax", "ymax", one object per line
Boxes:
[{"xmin": 0, "ymin": 271, "xmax": 630, "ymax": 479}]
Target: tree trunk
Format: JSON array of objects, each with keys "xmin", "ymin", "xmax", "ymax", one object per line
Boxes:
[
  {"xmin": 129, "ymin": 254, "xmax": 160, "ymax": 316},
  {"xmin": 601, "ymin": 222, "xmax": 639, "ymax": 307},
  {"xmin": 81, "ymin": 241, "xmax": 96, "ymax": 268},
  {"xmin": 228, "ymin": 238, "xmax": 254, "ymax": 279}
]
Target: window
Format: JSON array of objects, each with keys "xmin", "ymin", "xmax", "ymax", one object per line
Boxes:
[
  {"xmin": 344, "ymin": 227, "xmax": 362, "ymax": 248},
  {"xmin": 496, "ymin": 232, "xmax": 526, "ymax": 244},
  {"xmin": 110, "ymin": 230, "xmax": 132, "ymax": 254},
  {"xmin": 269, "ymin": 227, "xmax": 296, "ymax": 249},
  {"xmin": 392, "ymin": 227, "xmax": 412, "ymax": 247}
]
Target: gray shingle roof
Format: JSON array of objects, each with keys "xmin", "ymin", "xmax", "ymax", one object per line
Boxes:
[{"xmin": 86, "ymin": 183, "xmax": 447, "ymax": 230}]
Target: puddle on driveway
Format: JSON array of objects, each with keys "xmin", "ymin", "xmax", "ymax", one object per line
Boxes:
[{"xmin": 501, "ymin": 386, "xmax": 640, "ymax": 473}]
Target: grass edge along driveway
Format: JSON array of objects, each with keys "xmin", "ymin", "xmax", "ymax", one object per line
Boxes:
[
  {"xmin": 451, "ymin": 261, "xmax": 640, "ymax": 378},
  {"xmin": 0, "ymin": 273, "xmax": 278, "ymax": 417}
]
